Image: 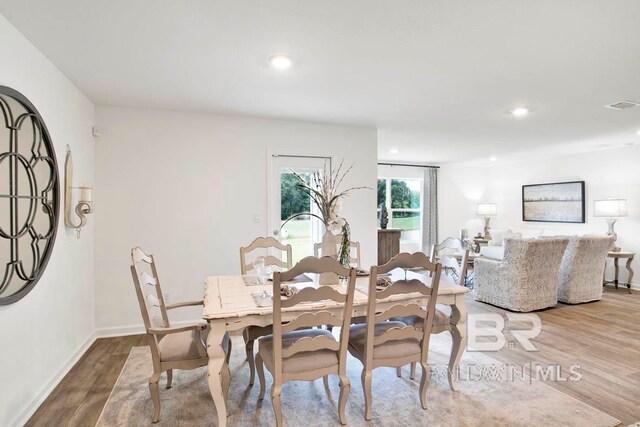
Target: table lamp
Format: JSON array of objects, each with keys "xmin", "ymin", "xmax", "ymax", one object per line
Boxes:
[
  {"xmin": 477, "ymin": 203, "xmax": 497, "ymax": 240},
  {"xmin": 594, "ymin": 199, "xmax": 627, "ymax": 250}
]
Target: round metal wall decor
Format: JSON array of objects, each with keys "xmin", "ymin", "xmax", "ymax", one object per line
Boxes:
[{"xmin": 0, "ymin": 86, "xmax": 59, "ymax": 305}]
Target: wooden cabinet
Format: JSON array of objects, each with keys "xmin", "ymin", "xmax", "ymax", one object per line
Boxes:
[{"xmin": 378, "ymin": 229, "xmax": 401, "ymax": 264}]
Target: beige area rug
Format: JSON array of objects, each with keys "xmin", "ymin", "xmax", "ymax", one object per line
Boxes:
[{"xmin": 97, "ymin": 334, "xmax": 620, "ymax": 426}]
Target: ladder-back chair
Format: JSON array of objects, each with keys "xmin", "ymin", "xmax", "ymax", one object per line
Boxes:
[
  {"xmin": 239, "ymin": 236, "xmax": 293, "ymax": 386},
  {"xmin": 313, "ymin": 234, "xmax": 362, "ymax": 268},
  {"xmin": 255, "ymin": 256, "xmax": 357, "ymax": 426},
  {"xmin": 348, "ymin": 252, "xmax": 442, "ymax": 421},
  {"xmin": 130, "ymin": 247, "xmax": 230, "ymax": 423}
]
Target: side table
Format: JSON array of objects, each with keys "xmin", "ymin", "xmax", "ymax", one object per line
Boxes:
[
  {"xmin": 473, "ymin": 237, "xmax": 489, "ymax": 254},
  {"xmin": 603, "ymin": 251, "xmax": 635, "ymax": 294}
]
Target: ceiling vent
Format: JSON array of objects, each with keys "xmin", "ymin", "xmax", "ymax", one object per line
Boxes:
[{"xmin": 605, "ymin": 100, "xmax": 639, "ymax": 110}]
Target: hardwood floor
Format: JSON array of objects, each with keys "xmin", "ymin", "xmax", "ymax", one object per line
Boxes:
[{"xmin": 27, "ymin": 288, "xmax": 639, "ymax": 426}]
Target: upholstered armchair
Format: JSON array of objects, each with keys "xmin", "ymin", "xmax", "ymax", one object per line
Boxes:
[
  {"xmin": 557, "ymin": 236, "xmax": 614, "ymax": 304},
  {"xmin": 474, "ymin": 237, "xmax": 569, "ymax": 312}
]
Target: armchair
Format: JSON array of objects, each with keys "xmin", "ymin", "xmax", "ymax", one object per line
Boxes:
[
  {"xmin": 557, "ymin": 236, "xmax": 614, "ymax": 303},
  {"xmin": 130, "ymin": 247, "xmax": 231, "ymax": 423},
  {"xmin": 474, "ymin": 237, "xmax": 569, "ymax": 312}
]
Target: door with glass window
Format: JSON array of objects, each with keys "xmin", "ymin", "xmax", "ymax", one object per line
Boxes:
[{"xmin": 269, "ymin": 156, "xmax": 330, "ymax": 264}]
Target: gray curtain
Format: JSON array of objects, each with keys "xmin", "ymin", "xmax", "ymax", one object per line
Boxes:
[{"xmin": 422, "ymin": 167, "xmax": 438, "ymax": 253}]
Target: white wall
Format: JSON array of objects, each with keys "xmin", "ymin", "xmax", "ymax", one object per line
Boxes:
[
  {"xmin": 440, "ymin": 146, "xmax": 640, "ymax": 285},
  {"xmin": 0, "ymin": 14, "xmax": 95, "ymax": 427},
  {"xmin": 94, "ymin": 106, "xmax": 377, "ymax": 332}
]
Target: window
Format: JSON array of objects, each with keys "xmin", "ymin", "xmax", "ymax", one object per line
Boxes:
[{"xmin": 377, "ymin": 178, "xmax": 422, "ymax": 243}]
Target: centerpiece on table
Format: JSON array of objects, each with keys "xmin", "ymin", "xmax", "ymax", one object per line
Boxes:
[{"xmin": 281, "ymin": 161, "xmax": 369, "ymax": 284}]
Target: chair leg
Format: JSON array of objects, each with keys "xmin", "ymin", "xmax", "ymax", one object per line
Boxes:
[
  {"xmin": 323, "ymin": 375, "xmax": 330, "ymax": 389},
  {"xmin": 165, "ymin": 369, "xmax": 173, "ymax": 389},
  {"xmin": 410, "ymin": 362, "xmax": 417, "ymax": 380},
  {"xmin": 271, "ymin": 385, "xmax": 283, "ymax": 427},
  {"xmin": 361, "ymin": 370, "xmax": 373, "ymax": 421},
  {"xmin": 396, "ymin": 367, "xmax": 402, "ymax": 377},
  {"xmin": 419, "ymin": 363, "xmax": 430, "ymax": 410},
  {"xmin": 244, "ymin": 334, "xmax": 256, "ymax": 386},
  {"xmin": 338, "ymin": 375, "xmax": 350, "ymax": 425},
  {"xmin": 256, "ymin": 352, "xmax": 266, "ymax": 400},
  {"xmin": 149, "ymin": 372, "xmax": 161, "ymax": 423}
]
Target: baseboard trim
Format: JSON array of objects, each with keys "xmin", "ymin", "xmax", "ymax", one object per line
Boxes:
[
  {"xmin": 9, "ymin": 331, "xmax": 97, "ymax": 427},
  {"xmin": 95, "ymin": 320, "xmax": 203, "ymax": 339}
]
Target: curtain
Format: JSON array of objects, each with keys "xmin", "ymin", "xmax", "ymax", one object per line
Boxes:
[{"xmin": 422, "ymin": 167, "xmax": 438, "ymax": 253}]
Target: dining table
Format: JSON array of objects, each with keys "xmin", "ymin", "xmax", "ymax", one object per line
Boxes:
[{"xmin": 202, "ymin": 271, "xmax": 469, "ymax": 427}]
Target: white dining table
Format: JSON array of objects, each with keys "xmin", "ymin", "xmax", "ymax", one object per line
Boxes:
[{"xmin": 202, "ymin": 272, "xmax": 469, "ymax": 427}]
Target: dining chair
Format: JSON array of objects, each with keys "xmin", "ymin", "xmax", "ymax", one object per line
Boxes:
[
  {"xmin": 255, "ymin": 256, "xmax": 357, "ymax": 426},
  {"xmin": 314, "ymin": 234, "xmax": 362, "ymax": 268},
  {"xmin": 348, "ymin": 252, "xmax": 442, "ymax": 421},
  {"xmin": 397, "ymin": 242, "xmax": 468, "ymax": 384},
  {"xmin": 429, "ymin": 236, "xmax": 465, "ymax": 260},
  {"xmin": 239, "ymin": 236, "xmax": 293, "ymax": 386},
  {"xmin": 130, "ymin": 247, "xmax": 231, "ymax": 423}
]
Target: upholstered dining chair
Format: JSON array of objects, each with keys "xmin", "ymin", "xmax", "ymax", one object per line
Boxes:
[
  {"xmin": 255, "ymin": 256, "xmax": 357, "ymax": 426},
  {"xmin": 348, "ymin": 252, "xmax": 442, "ymax": 421},
  {"xmin": 239, "ymin": 236, "xmax": 293, "ymax": 386},
  {"xmin": 397, "ymin": 242, "xmax": 469, "ymax": 383},
  {"xmin": 314, "ymin": 234, "xmax": 362, "ymax": 268},
  {"xmin": 130, "ymin": 247, "xmax": 231, "ymax": 423},
  {"xmin": 429, "ymin": 236, "xmax": 465, "ymax": 260}
]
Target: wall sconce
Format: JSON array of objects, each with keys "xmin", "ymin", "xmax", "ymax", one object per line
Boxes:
[{"xmin": 64, "ymin": 145, "xmax": 94, "ymax": 238}]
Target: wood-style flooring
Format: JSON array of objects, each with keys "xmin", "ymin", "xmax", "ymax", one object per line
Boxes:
[{"xmin": 26, "ymin": 287, "xmax": 640, "ymax": 426}]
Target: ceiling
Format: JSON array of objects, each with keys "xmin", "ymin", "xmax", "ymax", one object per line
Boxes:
[{"xmin": 1, "ymin": 0, "xmax": 640, "ymax": 164}]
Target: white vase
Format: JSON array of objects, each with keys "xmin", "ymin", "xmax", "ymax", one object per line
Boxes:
[{"xmin": 319, "ymin": 229, "xmax": 339, "ymax": 285}]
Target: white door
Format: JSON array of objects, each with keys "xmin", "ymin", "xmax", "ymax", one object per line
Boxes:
[{"xmin": 269, "ymin": 155, "xmax": 331, "ymax": 264}]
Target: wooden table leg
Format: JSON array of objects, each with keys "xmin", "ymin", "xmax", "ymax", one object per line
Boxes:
[
  {"xmin": 626, "ymin": 257, "xmax": 634, "ymax": 294},
  {"xmin": 207, "ymin": 319, "xmax": 229, "ymax": 426},
  {"xmin": 614, "ymin": 258, "xmax": 620, "ymax": 289},
  {"xmin": 447, "ymin": 296, "xmax": 468, "ymax": 391}
]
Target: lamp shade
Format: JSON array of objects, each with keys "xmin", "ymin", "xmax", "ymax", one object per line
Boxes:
[
  {"xmin": 477, "ymin": 203, "xmax": 497, "ymax": 216},
  {"xmin": 593, "ymin": 199, "xmax": 628, "ymax": 217}
]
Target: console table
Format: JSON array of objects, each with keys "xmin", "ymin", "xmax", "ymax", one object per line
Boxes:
[
  {"xmin": 604, "ymin": 251, "xmax": 635, "ymax": 294},
  {"xmin": 377, "ymin": 228, "xmax": 401, "ymax": 264}
]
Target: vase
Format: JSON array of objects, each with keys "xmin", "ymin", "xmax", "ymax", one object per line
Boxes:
[{"xmin": 320, "ymin": 229, "xmax": 339, "ymax": 285}]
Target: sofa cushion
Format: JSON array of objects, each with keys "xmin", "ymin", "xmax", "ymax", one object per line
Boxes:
[
  {"xmin": 488, "ymin": 229, "xmax": 506, "ymax": 246},
  {"xmin": 480, "ymin": 245, "xmax": 505, "ymax": 260}
]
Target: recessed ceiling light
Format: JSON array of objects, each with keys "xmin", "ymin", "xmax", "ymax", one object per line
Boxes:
[
  {"xmin": 497, "ymin": 140, "xmax": 508, "ymax": 144},
  {"xmin": 269, "ymin": 55, "xmax": 292, "ymax": 70},
  {"xmin": 636, "ymin": 130, "xmax": 640, "ymax": 136},
  {"xmin": 511, "ymin": 107, "xmax": 529, "ymax": 117},
  {"xmin": 389, "ymin": 148, "xmax": 400, "ymax": 154},
  {"xmin": 490, "ymin": 156, "xmax": 497, "ymax": 162}
]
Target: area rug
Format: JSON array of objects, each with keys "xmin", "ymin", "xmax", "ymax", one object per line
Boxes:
[{"xmin": 96, "ymin": 334, "xmax": 620, "ymax": 426}]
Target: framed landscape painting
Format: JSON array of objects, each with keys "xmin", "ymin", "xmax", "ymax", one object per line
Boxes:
[{"xmin": 522, "ymin": 181, "xmax": 585, "ymax": 223}]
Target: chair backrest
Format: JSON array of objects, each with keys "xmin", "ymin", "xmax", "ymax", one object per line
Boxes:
[
  {"xmin": 271, "ymin": 256, "xmax": 357, "ymax": 378},
  {"xmin": 240, "ymin": 236, "xmax": 292, "ymax": 274},
  {"xmin": 429, "ymin": 237, "xmax": 464, "ymax": 260},
  {"xmin": 130, "ymin": 247, "xmax": 170, "ymax": 332},
  {"xmin": 560, "ymin": 235, "xmax": 614, "ymax": 281},
  {"xmin": 503, "ymin": 237, "xmax": 569, "ymax": 276},
  {"xmin": 429, "ymin": 238, "xmax": 468, "ymax": 286},
  {"xmin": 364, "ymin": 252, "xmax": 442, "ymax": 365},
  {"xmin": 313, "ymin": 234, "xmax": 361, "ymax": 268}
]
